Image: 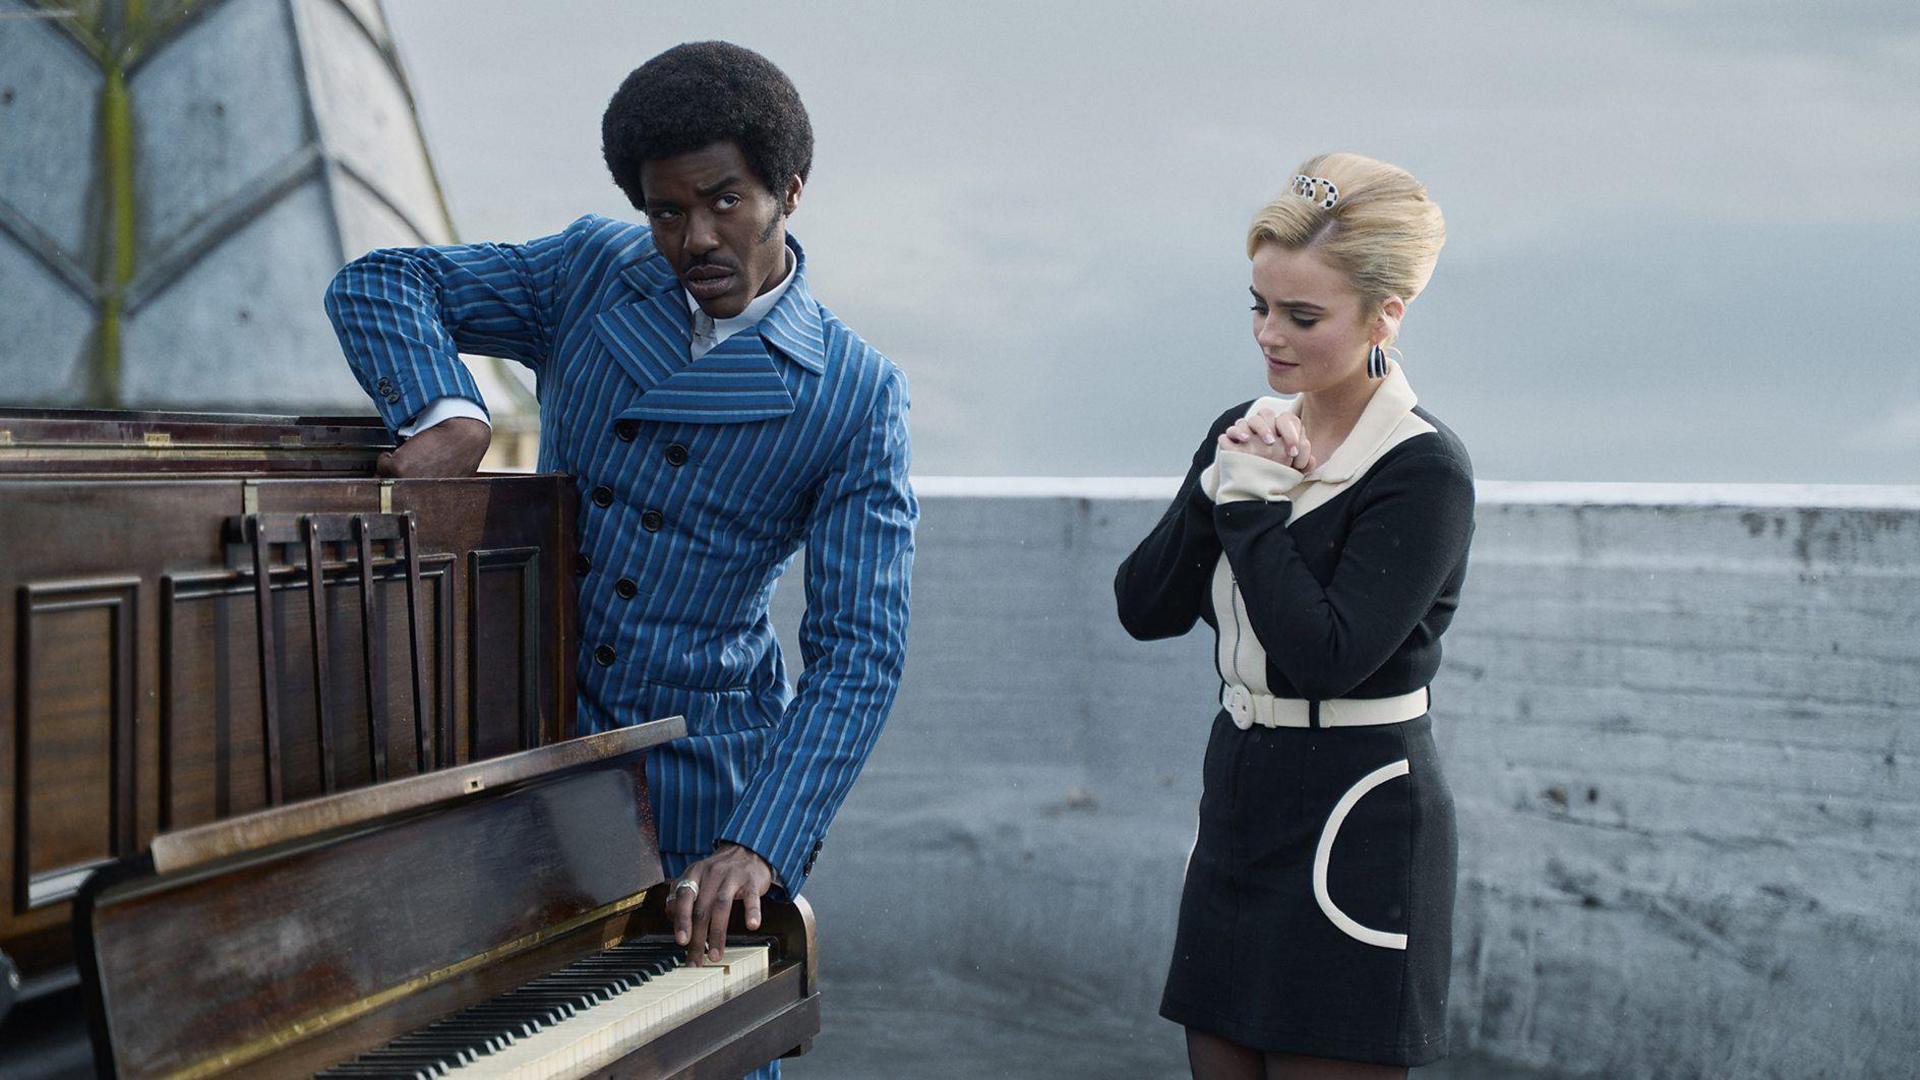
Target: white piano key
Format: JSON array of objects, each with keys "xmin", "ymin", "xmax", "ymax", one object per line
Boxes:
[{"xmin": 445, "ymin": 946, "xmax": 769, "ymax": 1079}]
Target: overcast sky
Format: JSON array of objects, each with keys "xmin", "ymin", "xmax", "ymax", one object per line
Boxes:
[{"xmin": 384, "ymin": 1, "xmax": 1920, "ymax": 482}]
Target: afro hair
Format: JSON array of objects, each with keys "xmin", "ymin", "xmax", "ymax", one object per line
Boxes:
[{"xmin": 601, "ymin": 41, "xmax": 814, "ymax": 209}]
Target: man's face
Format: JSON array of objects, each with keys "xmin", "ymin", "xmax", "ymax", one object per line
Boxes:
[{"xmin": 639, "ymin": 141, "xmax": 802, "ymax": 319}]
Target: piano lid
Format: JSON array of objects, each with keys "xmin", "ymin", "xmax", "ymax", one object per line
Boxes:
[
  {"xmin": 148, "ymin": 718, "xmax": 687, "ymax": 876},
  {"xmin": 0, "ymin": 407, "xmax": 394, "ymax": 476}
]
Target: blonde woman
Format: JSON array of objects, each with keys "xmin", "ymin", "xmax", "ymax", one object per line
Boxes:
[{"xmin": 1115, "ymin": 153, "xmax": 1472, "ymax": 1079}]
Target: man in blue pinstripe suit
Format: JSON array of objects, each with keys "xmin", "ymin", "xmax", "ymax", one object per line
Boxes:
[{"xmin": 325, "ymin": 44, "xmax": 915, "ymax": 1069}]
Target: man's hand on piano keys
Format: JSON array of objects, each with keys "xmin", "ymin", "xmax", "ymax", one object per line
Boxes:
[
  {"xmin": 380, "ymin": 416, "xmax": 491, "ymax": 478},
  {"xmin": 670, "ymin": 842, "xmax": 775, "ymax": 965}
]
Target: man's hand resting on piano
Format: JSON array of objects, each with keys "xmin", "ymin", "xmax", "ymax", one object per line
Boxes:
[
  {"xmin": 379, "ymin": 416, "xmax": 491, "ymax": 478},
  {"xmin": 670, "ymin": 842, "xmax": 775, "ymax": 965}
]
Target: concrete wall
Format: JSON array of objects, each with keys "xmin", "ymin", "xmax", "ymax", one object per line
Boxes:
[{"xmin": 774, "ymin": 481, "xmax": 1920, "ymax": 1079}]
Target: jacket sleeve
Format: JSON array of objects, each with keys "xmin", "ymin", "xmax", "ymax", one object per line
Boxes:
[
  {"xmin": 323, "ymin": 221, "xmax": 579, "ymax": 431},
  {"xmin": 718, "ymin": 368, "xmax": 917, "ymax": 897},
  {"xmin": 1113, "ymin": 408, "xmax": 1240, "ymax": 640},
  {"xmin": 1212, "ymin": 446, "xmax": 1474, "ymax": 700}
]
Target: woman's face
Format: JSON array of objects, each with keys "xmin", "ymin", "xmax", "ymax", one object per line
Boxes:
[{"xmin": 1248, "ymin": 242, "xmax": 1376, "ymax": 396}]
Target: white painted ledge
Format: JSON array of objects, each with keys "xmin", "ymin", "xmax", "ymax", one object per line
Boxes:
[
  {"xmin": 909, "ymin": 477, "xmax": 1920, "ymax": 509},
  {"xmin": 1473, "ymin": 481, "xmax": 1920, "ymax": 508},
  {"xmin": 912, "ymin": 476, "xmax": 1180, "ymax": 499}
]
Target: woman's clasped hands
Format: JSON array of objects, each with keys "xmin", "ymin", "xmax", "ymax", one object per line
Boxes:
[{"xmin": 1217, "ymin": 407, "xmax": 1317, "ymax": 474}]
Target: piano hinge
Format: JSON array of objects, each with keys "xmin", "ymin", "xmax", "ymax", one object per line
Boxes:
[
  {"xmin": 145, "ymin": 432, "xmax": 173, "ymax": 448},
  {"xmin": 380, "ymin": 479, "xmax": 394, "ymax": 514},
  {"xmin": 241, "ymin": 480, "xmax": 260, "ymax": 516}
]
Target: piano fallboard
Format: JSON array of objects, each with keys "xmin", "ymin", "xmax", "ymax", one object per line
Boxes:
[{"xmin": 74, "ymin": 722, "xmax": 820, "ymax": 1080}]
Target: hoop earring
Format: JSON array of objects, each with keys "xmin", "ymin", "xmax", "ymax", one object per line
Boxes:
[{"xmin": 1366, "ymin": 343, "xmax": 1387, "ymax": 379}]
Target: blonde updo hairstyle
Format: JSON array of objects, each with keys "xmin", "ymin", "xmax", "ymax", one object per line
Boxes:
[{"xmin": 1246, "ymin": 152, "xmax": 1446, "ymax": 343}]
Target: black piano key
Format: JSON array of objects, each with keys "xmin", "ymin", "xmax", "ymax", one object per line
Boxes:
[
  {"xmin": 363, "ymin": 1019, "xmax": 513, "ymax": 1070},
  {"xmin": 429, "ymin": 1013, "xmax": 547, "ymax": 1041},
  {"xmin": 571, "ymin": 971, "xmax": 645, "ymax": 988},
  {"xmin": 446, "ymin": 1002, "xmax": 558, "ymax": 1024},
  {"xmin": 568, "ymin": 953, "xmax": 674, "ymax": 977},
  {"xmin": 470, "ymin": 992, "xmax": 583, "ymax": 1012},
  {"xmin": 544, "ymin": 958, "xmax": 641, "ymax": 979},
  {"xmin": 508, "ymin": 984, "xmax": 616, "ymax": 1002},
  {"xmin": 499, "ymin": 978, "xmax": 609, "ymax": 995},
  {"xmin": 345, "ymin": 1037, "xmax": 468, "ymax": 1053},
  {"xmin": 565, "ymin": 952, "xmax": 663, "ymax": 972},
  {"xmin": 599, "ymin": 941, "xmax": 662, "ymax": 951},
  {"xmin": 472, "ymin": 993, "xmax": 582, "ymax": 1017},
  {"xmin": 420, "ymin": 1014, "xmax": 526, "ymax": 1033},
  {"xmin": 517, "ymin": 979, "xmax": 632, "ymax": 1001},
  {"xmin": 383, "ymin": 1026, "xmax": 512, "ymax": 1058},
  {"xmin": 342, "ymin": 1050, "xmax": 456, "ymax": 1060},
  {"xmin": 588, "ymin": 944, "xmax": 674, "ymax": 958},
  {"xmin": 326, "ymin": 1055, "xmax": 450, "ymax": 1068},
  {"xmin": 479, "ymin": 999, "xmax": 582, "ymax": 1024},
  {"xmin": 516, "ymin": 975, "xmax": 620, "ymax": 993},
  {"xmin": 391, "ymin": 1022, "xmax": 509, "ymax": 1047},
  {"xmin": 559, "ymin": 963, "xmax": 649, "ymax": 977},
  {"xmin": 401, "ymin": 1004, "xmax": 578, "ymax": 1058},
  {"xmin": 381, "ymin": 1032, "xmax": 495, "ymax": 1058},
  {"xmin": 429, "ymin": 1011, "xmax": 536, "ymax": 1031},
  {"xmin": 354, "ymin": 1040, "xmax": 478, "ymax": 1064},
  {"xmin": 560, "ymin": 960, "xmax": 668, "ymax": 980},
  {"xmin": 405, "ymin": 1022, "xmax": 521, "ymax": 1050},
  {"xmin": 525, "ymin": 979, "xmax": 626, "ymax": 1001}
]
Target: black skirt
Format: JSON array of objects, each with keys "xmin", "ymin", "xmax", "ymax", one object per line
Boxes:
[{"xmin": 1160, "ymin": 710, "xmax": 1456, "ymax": 1066}]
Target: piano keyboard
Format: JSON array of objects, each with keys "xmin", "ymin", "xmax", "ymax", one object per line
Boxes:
[{"xmin": 317, "ymin": 941, "xmax": 770, "ymax": 1079}]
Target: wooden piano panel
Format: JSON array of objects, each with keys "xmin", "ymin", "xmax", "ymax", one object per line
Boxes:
[
  {"xmin": 14, "ymin": 580, "xmax": 138, "ymax": 913},
  {"xmin": 470, "ymin": 547, "xmax": 542, "ymax": 761}
]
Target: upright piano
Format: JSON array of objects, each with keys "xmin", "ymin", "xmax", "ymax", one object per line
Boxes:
[{"xmin": 0, "ymin": 410, "xmax": 820, "ymax": 1077}]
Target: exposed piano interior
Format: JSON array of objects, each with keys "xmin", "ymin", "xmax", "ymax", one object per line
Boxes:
[
  {"xmin": 0, "ymin": 409, "xmax": 582, "ymax": 1063},
  {"xmin": 73, "ymin": 722, "xmax": 819, "ymax": 1078}
]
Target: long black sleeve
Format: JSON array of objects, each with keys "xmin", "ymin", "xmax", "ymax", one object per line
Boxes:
[
  {"xmin": 1115, "ymin": 406, "xmax": 1243, "ymax": 640},
  {"xmin": 1214, "ymin": 446, "xmax": 1474, "ymax": 699}
]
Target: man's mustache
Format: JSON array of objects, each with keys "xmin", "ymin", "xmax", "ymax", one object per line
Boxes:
[{"xmin": 683, "ymin": 259, "xmax": 739, "ymax": 276}]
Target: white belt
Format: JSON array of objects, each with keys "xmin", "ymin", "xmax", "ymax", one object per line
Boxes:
[{"xmin": 1220, "ymin": 683, "xmax": 1430, "ymax": 730}]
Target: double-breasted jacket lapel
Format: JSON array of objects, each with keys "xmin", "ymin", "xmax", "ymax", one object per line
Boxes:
[{"xmin": 587, "ymin": 241, "xmax": 826, "ymax": 425}]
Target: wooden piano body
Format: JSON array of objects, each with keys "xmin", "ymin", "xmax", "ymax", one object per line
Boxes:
[
  {"xmin": 0, "ymin": 408, "xmax": 580, "ymax": 989},
  {"xmin": 75, "ymin": 722, "xmax": 820, "ymax": 1078}
]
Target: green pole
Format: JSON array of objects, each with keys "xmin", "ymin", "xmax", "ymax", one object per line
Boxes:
[{"xmin": 89, "ymin": 0, "xmax": 150, "ymax": 407}]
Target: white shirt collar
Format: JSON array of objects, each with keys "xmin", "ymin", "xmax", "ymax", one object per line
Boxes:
[{"xmin": 685, "ymin": 250, "xmax": 797, "ymax": 359}]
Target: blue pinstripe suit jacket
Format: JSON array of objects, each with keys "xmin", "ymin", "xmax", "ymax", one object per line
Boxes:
[{"xmin": 324, "ymin": 214, "xmax": 916, "ymax": 896}]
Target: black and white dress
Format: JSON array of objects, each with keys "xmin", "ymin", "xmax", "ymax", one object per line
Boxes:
[{"xmin": 1115, "ymin": 362, "xmax": 1474, "ymax": 1067}]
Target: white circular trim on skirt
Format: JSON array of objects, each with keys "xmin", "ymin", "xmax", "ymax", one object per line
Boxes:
[{"xmin": 1312, "ymin": 758, "xmax": 1413, "ymax": 950}]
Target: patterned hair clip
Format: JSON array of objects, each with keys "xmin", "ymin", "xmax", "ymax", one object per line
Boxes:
[{"xmin": 1291, "ymin": 174, "xmax": 1338, "ymax": 210}]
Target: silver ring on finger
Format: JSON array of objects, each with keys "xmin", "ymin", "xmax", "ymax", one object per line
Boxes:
[{"xmin": 673, "ymin": 878, "xmax": 699, "ymax": 900}]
